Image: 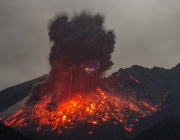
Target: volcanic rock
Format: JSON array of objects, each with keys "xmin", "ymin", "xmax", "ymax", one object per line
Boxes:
[{"xmin": 0, "ymin": 63, "xmax": 180, "ymax": 140}]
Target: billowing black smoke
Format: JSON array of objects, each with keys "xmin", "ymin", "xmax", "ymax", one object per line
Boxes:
[
  {"xmin": 48, "ymin": 12, "xmax": 115, "ymax": 71},
  {"xmin": 28, "ymin": 12, "xmax": 115, "ymax": 106}
]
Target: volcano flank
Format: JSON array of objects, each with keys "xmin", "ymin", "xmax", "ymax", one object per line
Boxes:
[
  {"xmin": 0, "ymin": 63, "xmax": 180, "ymax": 139},
  {"xmin": 0, "ymin": 12, "xmax": 180, "ymax": 140}
]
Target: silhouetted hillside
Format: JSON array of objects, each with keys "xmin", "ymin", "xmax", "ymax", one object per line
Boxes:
[
  {"xmin": 133, "ymin": 117, "xmax": 180, "ymax": 140},
  {"xmin": 107, "ymin": 63, "xmax": 180, "ymax": 104},
  {"xmin": 0, "ymin": 75, "xmax": 46, "ymax": 112},
  {"xmin": 0, "ymin": 122, "xmax": 34, "ymax": 140}
]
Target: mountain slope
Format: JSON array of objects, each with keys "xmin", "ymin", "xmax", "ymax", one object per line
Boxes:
[
  {"xmin": 0, "ymin": 63, "xmax": 180, "ymax": 140},
  {"xmin": 107, "ymin": 63, "xmax": 180, "ymax": 104},
  {"xmin": 107, "ymin": 63, "xmax": 180, "ymax": 136},
  {"xmin": 0, "ymin": 75, "xmax": 46, "ymax": 112},
  {"xmin": 133, "ymin": 117, "xmax": 180, "ymax": 140},
  {"xmin": 0, "ymin": 122, "xmax": 34, "ymax": 140}
]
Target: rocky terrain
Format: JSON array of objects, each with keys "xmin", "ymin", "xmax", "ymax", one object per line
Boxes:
[
  {"xmin": 132, "ymin": 116, "xmax": 180, "ymax": 140},
  {"xmin": 0, "ymin": 122, "xmax": 34, "ymax": 140},
  {"xmin": 107, "ymin": 63, "xmax": 180, "ymax": 136},
  {"xmin": 0, "ymin": 63, "xmax": 180, "ymax": 140}
]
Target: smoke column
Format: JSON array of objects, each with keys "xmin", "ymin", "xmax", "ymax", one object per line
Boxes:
[{"xmin": 28, "ymin": 12, "xmax": 115, "ymax": 107}]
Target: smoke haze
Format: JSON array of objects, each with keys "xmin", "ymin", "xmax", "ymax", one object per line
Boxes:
[{"xmin": 1, "ymin": 0, "xmax": 180, "ymax": 90}]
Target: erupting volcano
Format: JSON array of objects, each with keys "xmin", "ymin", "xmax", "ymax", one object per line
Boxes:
[
  {"xmin": 28, "ymin": 12, "xmax": 115, "ymax": 106},
  {"xmin": 0, "ymin": 12, "xmax": 164, "ymax": 139}
]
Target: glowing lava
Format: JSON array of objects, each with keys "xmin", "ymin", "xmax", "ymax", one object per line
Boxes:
[
  {"xmin": 1, "ymin": 88, "xmax": 161, "ymax": 133},
  {"xmin": 129, "ymin": 75, "xmax": 140, "ymax": 83}
]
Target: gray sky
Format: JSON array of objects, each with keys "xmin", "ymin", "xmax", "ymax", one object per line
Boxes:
[{"xmin": 0, "ymin": 0, "xmax": 180, "ymax": 91}]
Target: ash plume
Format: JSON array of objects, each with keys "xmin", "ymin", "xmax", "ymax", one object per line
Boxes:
[{"xmin": 28, "ymin": 12, "xmax": 115, "ymax": 106}]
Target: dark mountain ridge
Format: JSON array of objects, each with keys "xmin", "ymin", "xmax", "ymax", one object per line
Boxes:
[
  {"xmin": 0, "ymin": 63, "xmax": 180, "ymax": 140},
  {"xmin": 133, "ymin": 116, "xmax": 180, "ymax": 140},
  {"xmin": 108, "ymin": 63, "xmax": 180, "ymax": 104},
  {"xmin": 0, "ymin": 75, "xmax": 47, "ymax": 113}
]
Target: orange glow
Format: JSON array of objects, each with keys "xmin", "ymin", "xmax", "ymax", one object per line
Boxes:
[
  {"xmin": 2, "ymin": 88, "xmax": 161, "ymax": 133},
  {"xmin": 0, "ymin": 117, "xmax": 3, "ymax": 121},
  {"xmin": 92, "ymin": 120, "xmax": 98, "ymax": 125},
  {"xmin": 62, "ymin": 115, "xmax": 67, "ymax": 121},
  {"xmin": 124, "ymin": 127, "xmax": 132, "ymax": 132},
  {"xmin": 135, "ymin": 119, "xmax": 139, "ymax": 122},
  {"xmin": 58, "ymin": 130, "xmax": 62, "ymax": 134},
  {"xmin": 141, "ymin": 101, "xmax": 157, "ymax": 111},
  {"xmin": 129, "ymin": 75, "xmax": 140, "ymax": 83},
  {"xmin": 7, "ymin": 110, "xmax": 23, "ymax": 121},
  {"xmin": 88, "ymin": 131, "xmax": 93, "ymax": 135},
  {"xmin": 16, "ymin": 118, "xmax": 25, "ymax": 125},
  {"xmin": 5, "ymin": 119, "xmax": 16, "ymax": 126},
  {"xmin": 117, "ymin": 73, "xmax": 120, "ymax": 77}
]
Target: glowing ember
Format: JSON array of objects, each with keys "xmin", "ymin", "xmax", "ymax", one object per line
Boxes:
[
  {"xmin": 2, "ymin": 88, "xmax": 161, "ymax": 133},
  {"xmin": 117, "ymin": 73, "xmax": 120, "ymax": 77},
  {"xmin": 129, "ymin": 75, "xmax": 140, "ymax": 83},
  {"xmin": 124, "ymin": 127, "xmax": 132, "ymax": 132},
  {"xmin": 88, "ymin": 131, "xmax": 93, "ymax": 135}
]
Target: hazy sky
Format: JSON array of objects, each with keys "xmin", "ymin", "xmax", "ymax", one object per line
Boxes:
[{"xmin": 0, "ymin": 0, "xmax": 180, "ymax": 91}]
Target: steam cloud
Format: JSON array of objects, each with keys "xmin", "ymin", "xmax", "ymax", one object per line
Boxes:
[{"xmin": 28, "ymin": 12, "xmax": 115, "ymax": 107}]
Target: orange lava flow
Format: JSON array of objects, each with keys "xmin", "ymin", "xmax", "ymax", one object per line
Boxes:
[{"xmin": 2, "ymin": 88, "xmax": 160, "ymax": 133}]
